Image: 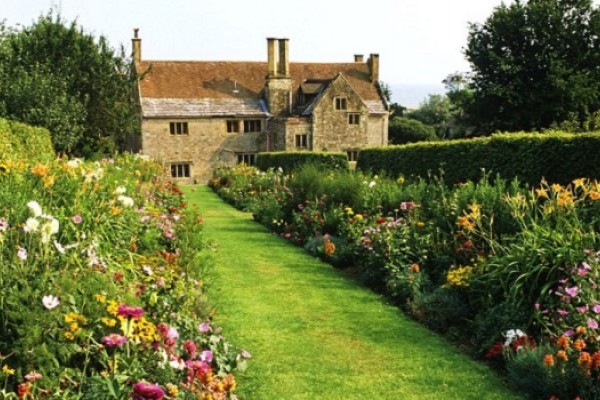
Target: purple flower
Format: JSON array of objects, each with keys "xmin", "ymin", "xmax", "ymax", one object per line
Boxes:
[
  {"xmin": 198, "ymin": 322, "xmax": 211, "ymax": 333},
  {"xmin": 565, "ymin": 286, "xmax": 579, "ymax": 297},
  {"xmin": 131, "ymin": 382, "xmax": 165, "ymax": 400},
  {"xmin": 588, "ymin": 318, "xmax": 598, "ymax": 330},
  {"xmin": 593, "ymin": 304, "xmax": 600, "ymax": 314},
  {"xmin": 582, "ymin": 261, "xmax": 592, "ymax": 270},
  {"xmin": 564, "ymin": 329, "xmax": 575, "ymax": 337}
]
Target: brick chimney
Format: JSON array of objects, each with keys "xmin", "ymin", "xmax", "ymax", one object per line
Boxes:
[
  {"xmin": 132, "ymin": 28, "xmax": 141, "ymax": 63},
  {"xmin": 354, "ymin": 54, "xmax": 364, "ymax": 63},
  {"xmin": 367, "ymin": 53, "xmax": 379, "ymax": 83},
  {"xmin": 266, "ymin": 38, "xmax": 292, "ymax": 116}
]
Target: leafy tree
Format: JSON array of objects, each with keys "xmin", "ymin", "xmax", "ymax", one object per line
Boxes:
[
  {"xmin": 465, "ymin": 0, "xmax": 600, "ymax": 133},
  {"xmin": 388, "ymin": 117, "xmax": 438, "ymax": 145},
  {"xmin": 407, "ymin": 94, "xmax": 452, "ymax": 138},
  {"xmin": 0, "ymin": 13, "xmax": 139, "ymax": 156}
]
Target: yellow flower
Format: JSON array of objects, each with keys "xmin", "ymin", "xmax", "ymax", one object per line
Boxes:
[
  {"xmin": 42, "ymin": 174, "xmax": 55, "ymax": 188},
  {"xmin": 573, "ymin": 178, "xmax": 587, "ymax": 189},
  {"xmin": 535, "ymin": 188, "xmax": 549, "ymax": 199},
  {"xmin": 396, "ymin": 176, "xmax": 405, "ymax": 185},
  {"xmin": 2, "ymin": 365, "xmax": 15, "ymax": 376},
  {"xmin": 551, "ymin": 183, "xmax": 563, "ymax": 193},
  {"xmin": 0, "ymin": 163, "xmax": 10, "ymax": 174},
  {"xmin": 64, "ymin": 313, "xmax": 86, "ymax": 324},
  {"xmin": 101, "ymin": 318, "xmax": 117, "ymax": 327},
  {"xmin": 557, "ymin": 192, "xmax": 574, "ymax": 208},
  {"xmin": 95, "ymin": 294, "xmax": 107, "ymax": 303},
  {"xmin": 446, "ymin": 266, "xmax": 474, "ymax": 287},
  {"xmin": 344, "ymin": 207, "xmax": 354, "ymax": 216},
  {"xmin": 166, "ymin": 383, "xmax": 179, "ymax": 397},
  {"xmin": 64, "ymin": 331, "xmax": 75, "ymax": 341},
  {"xmin": 110, "ymin": 206, "xmax": 122, "ymax": 216},
  {"xmin": 457, "ymin": 216, "xmax": 475, "ymax": 232},
  {"xmin": 107, "ymin": 300, "xmax": 119, "ymax": 316},
  {"xmin": 416, "ymin": 221, "xmax": 425, "ymax": 229},
  {"xmin": 354, "ymin": 214, "xmax": 364, "ymax": 222},
  {"xmin": 468, "ymin": 203, "xmax": 481, "ymax": 219}
]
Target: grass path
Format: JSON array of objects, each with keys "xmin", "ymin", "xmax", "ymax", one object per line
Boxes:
[{"xmin": 185, "ymin": 186, "xmax": 521, "ymax": 399}]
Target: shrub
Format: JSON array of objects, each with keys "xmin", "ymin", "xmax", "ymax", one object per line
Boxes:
[
  {"xmin": 0, "ymin": 118, "xmax": 54, "ymax": 163},
  {"xmin": 256, "ymin": 151, "xmax": 349, "ymax": 173},
  {"xmin": 358, "ymin": 131, "xmax": 600, "ymax": 186},
  {"xmin": 388, "ymin": 116, "xmax": 438, "ymax": 144}
]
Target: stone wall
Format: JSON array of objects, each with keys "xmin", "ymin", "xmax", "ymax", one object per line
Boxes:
[{"xmin": 141, "ymin": 118, "xmax": 266, "ymax": 183}]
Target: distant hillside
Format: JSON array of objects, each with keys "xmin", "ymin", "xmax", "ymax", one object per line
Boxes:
[{"xmin": 390, "ymin": 84, "xmax": 446, "ymax": 109}]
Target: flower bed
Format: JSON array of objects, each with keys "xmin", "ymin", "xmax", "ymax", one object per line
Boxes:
[
  {"xmin": 0, "ymin": 155, "xmax": 247, "ymax": 399},
  {"xmin": 210, "ymin": 164, "xmax": 600, "ymax": 399}
]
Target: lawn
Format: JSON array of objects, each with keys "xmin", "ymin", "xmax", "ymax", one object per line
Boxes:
[{"xmin": 185, "ymin": 186, "xmax": 522, "ymax": 399}]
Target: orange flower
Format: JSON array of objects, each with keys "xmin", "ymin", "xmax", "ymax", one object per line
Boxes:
[
  {"xmin": 589, "ymin": 190, "xmax": 600, "ymax": 200},
  {"xmin": 557, "ymin": 350, "xmax": 569, "ymax": 362},
  {"xmin": 576, "ymin": 326, "xmax": 587, "ymax": 336},
  {"xmin": 543, "ymin": 354, "xmax": 555, "ymax": 367},
  {"xmin": 31, "ymin": 163, "xmax": 50, "ymax": 177},
  {"xmin": 17, "ymin": 382, "xmax": 32, "ymax": 399},
  {"xmin": 574, "ymin": 339, "xmax": 586, "ymax": 352},
  {"xmin": 557, "ymin": 335, "xmax": 570, "ymax": 350},
  {"xmin": 411, "ymin": 263, "xmax": 420, "ymax": 273},
  {"xmin": 579, "ymin": 351, "xmax": 592, "ymax": 369},
  {"xmin": 323, "ymin": 240, "xmax": 336, "ymax": 256}
]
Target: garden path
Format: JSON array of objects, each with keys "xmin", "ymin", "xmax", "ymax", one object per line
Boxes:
[{"xmin": 185, "ymin": 186, "xmax": 521, "ymax": 400}]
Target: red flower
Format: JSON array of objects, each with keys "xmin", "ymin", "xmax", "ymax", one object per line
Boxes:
[
  {"xmin": 117, "ymin": 304, "xmax": 144, "ymax": 319},
  {"xmin": 485, "ymin": 341, "xmax": 504, "ymax": 358}
]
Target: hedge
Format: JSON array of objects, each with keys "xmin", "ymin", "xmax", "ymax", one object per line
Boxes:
[
  {"xmin": 256, "ymin": 151, "xmax": 349, "ymax": 173},
  {"xmin": 357, "ymin": 131, "xmax": 600, "ymax": 185},
  {"xmin": 0, "ymin": 118, "xmax": 54, "ymax": 163}
]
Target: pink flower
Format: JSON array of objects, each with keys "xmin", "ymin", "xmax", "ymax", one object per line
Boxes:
[
  {"xmin": 577, "ymin": 305, "xmax": 589, "ymax": 314},
  {"xmin": 240, "ymin": 350, "xmax": 252, "ymax": 359},
  {"xmin": 565, "ymin": 286, "xmax": 579, "ymax": 297},
  {"xmin": 564, "ymin": 329, "xmax": 575, "ymax": 337},
  {"xmin": 102, "ymin": 334, "xmax": 129, "ymax": 347},
  {"xmin": 167, "ymin": 327, "xmax": 179, "ymax": 340},
  {"xmin": 131, "ymin": 382, "xmax": 165, "ymax": 400},
  {"xmin": 588, "ymin": 318, "xmax": 599, "ymax": 330},
  {"xmin": 24, "ymin": 371, "xmax": 43, "ymax": 382},
  {"xmin": 186, "ymin": 360, "xmax": 211, "ymax": 373},
  {"xmin": 593, "ymin": 304, "xmax": 600, "ymax": 314},
  {"xmin": 117, "ymin": 304, "xmax": 144, "ymax": 319},
  {"xmin": 198, "ymin": 322, "xmax": 211, "ymax": 333},
  {"xmin": 558, "ymin": 309, "xmax": 570, "ymax": 316},
  {"xmin": 71, "ymin": 215, "xmax": 82, "ymax": 224},
  {"xmin": 200, "ymin": 350, "xmax": 213, "ymax": 363}
]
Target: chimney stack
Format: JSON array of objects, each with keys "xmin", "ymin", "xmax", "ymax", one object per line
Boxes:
[
  {"xmin": 354, "ymin": 54, "xmax": 364, "ymax": 63},
  {"xmin": 266, "ymin": 38, "xmax": 290, "ymax": 78},
  {"xmin": 265, "ymin": 37, "xmax": 292, "ymax": 116},
  {"xmin": 267, "ymin": 38, "xmax": 277, "ymax": 77},
  {"xmin": 368, "ymin": 53, "xmax": 379, "ymax": 83},
  {"xmin": 278, "ymin": 38, "xmax": 290, "ymax": 77},
  {"xmin": 132, "ymin": 28, "xmax": 141, "ymax": 63}
]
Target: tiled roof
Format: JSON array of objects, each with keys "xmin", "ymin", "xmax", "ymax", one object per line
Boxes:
[
  {"xmin": 137, "ymin": 60, "xmax": 386, "ymax": 114},
  {"xmin": 141, "ymin": 98, "xmax": 268, "ymax": 118}
]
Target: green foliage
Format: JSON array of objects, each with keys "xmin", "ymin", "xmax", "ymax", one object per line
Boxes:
[
  {"xmin": 464, "ymin": 0, "xmax": 600, "ymax": 133},
  {"xmin": 358, "ymin": 131, "xmax": 600, "ymax": 186},
  {"xmin": 0, "ymin": 118, "xmax": 54, "ymax": 162},
  {"xmin": 0, "ymin": 12, "xmax": 139, "ymax": 157},
  {"xmin": 255, "ymin": 151, "xmax": 349, "ymax": 173},
  {"xmin": 406, "ymin": 94, "xmax": 452, "ymax": 138},
  {"xmin": 388, "ymin": 117, "xmax": 438, "ymax": 145}
]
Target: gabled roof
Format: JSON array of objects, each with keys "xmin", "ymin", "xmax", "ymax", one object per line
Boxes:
[{"xmin": 137, "ymin": 60, "xmax": 386, "ymax": 117}]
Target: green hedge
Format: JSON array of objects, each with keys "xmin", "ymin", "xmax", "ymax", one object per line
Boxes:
[
  {"xmin": 357, "ymin": 131, "xmax": 600, "ymax": 185},
  {"xmin": 0, "ymin": 118, "xmax": 54, "ymax": 163},
  {"xmin": 256, "ymin": 151, "xmax": 349, "ymax": 173}
]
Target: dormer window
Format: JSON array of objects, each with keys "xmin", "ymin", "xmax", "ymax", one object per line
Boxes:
[{"xmin": 335, "ymin": 97, "xmax": 347, "ymax": 110}]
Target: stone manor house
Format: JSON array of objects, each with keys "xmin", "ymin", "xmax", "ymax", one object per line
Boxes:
[{"xmin": 133, "ymin": 29, "xmax": 389, "ymax": 182}]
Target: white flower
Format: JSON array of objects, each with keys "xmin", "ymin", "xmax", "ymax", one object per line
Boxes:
[
  {"xmin": 40, "ymin": 218, "xmax": 59, "ymax": 244},
  {"xmin": 66, "ymin": 158, "xmax": 83, "ymax": 169},
  {"xmin": 53, "ymin": 240, "xmax": 65, "ymax": 254},
  {"xmin": 27, "ymin": 201, "xmax": 42, "ymax": 217},
  {"xmin": 113, "ymin": 186, "xmax": 127, "ymax": 195},
  {"xmin": 117, "ymin": 195, "xmax": 134, "ymax": 207},
  {"xmin": 503, "ymin": 329, "xmax": 525, "ymax": 346},
  {"xmin": 142, "ymin": 265, "xmax": 153, "ymax": 276},
  {"xmin": 17, "ymin": 247, "xmax": 27, "ymax": 260},
  {"xmin": 24, "ymin": 218, "xmax": 40, "ymax": 233},
  {"xmin": 368, "ymin": 181, "xmax": 376, "ymax": 188},
  {"xmin": 42, "ymin": 295, "xmax": 60, "ymax": 310}
]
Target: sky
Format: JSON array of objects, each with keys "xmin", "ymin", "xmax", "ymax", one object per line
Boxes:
[{"xmin": 2, "ymin": 0, "xmax": 514, "ymax": 104}]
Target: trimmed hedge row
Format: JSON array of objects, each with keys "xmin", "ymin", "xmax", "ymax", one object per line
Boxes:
[
  {"xmin": 0, "ymin": 118, "xmax": 54, "ymax": 163},
  {"xmin": 256, "ymin": 151, "xmax": 349, "ymax": 173},
  {"xmin": 357, "ymin": 131, "xmax": 600, "ymax": 185}
]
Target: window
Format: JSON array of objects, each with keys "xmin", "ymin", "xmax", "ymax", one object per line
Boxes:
[
  {"xmin": 295, "ymin": 134, "xmax": 308, "ymax": 148},
  {"xmin": 170, "ymin": 162, "xmax": 190, "ymax": 178},
  {"xmin": 243, "ymin": 120, "xmax": 262, "ymax": 133},
  {"xmin": 335, "ymin": 97, "xmax": 347, "ymax": 110},
  {"xmin": 169, "ymin": 122, "xmax": 189, "ymax": 135},
  {"xmin": 237, "ymin": 153, "xmax": 256, "ymax": 166},
  {"xmin": 348, "ymin": 113, "xmax": 360, "ymax": 125},
  {"xmin": 227, "ymin": 120, "xmax": 240, "ymax": 133},
  {"xmin": 347, "ymin": 151, "xmax": 359, "ymax": 162}
]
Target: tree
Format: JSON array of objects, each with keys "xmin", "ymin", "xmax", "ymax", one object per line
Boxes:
[
  {"xmin": 0, "ymin": 13, "xmax": 139, "ymax": 156},
  {"xmin": 388, "ymin": 117, "xmax": 438, "ymax": 145},
  {"xmin": 407, "ymin": 94, "xmax": 452, "ymax": 138},
  {"xmin": 465, "ymin": 0, "xmax": 600, "ymax": 133}
]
